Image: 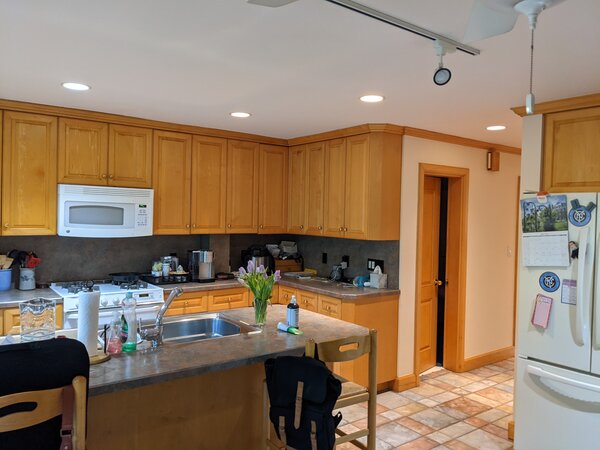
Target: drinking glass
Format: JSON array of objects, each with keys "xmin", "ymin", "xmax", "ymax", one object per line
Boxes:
[{"xmin": 19, "ymin": 298, "xmax": 56, "ymax": 342}]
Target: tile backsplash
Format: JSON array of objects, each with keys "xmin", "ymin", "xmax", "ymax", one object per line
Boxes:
[{"xmin": 0, "ymin": 234, "xmax": 399, "ymax": 289}]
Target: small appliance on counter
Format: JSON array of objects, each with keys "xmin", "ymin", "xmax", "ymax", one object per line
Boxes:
[
  {"xmin": 188, "ymin": 250, "xmax": 215, "ymax": 283},
  {"xmin": 242, "ymin": 245, "xmax": 274, "ymax": 272}
]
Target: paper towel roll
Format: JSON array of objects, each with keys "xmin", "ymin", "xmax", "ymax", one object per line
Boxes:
[{"xmin": 77, "ymin": 290, "xmax": 100, "ymax": 357}]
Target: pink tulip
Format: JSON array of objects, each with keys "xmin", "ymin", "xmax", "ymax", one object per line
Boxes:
[
  {"xmin": 247, "ymin": 260, "xmax": 255, "ymax": 273},
  {"xmin": 274, "ymin": 270, "xmax": 281, "ymax": 282}
]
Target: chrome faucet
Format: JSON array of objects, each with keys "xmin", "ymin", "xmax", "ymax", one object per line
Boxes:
[{"xmin": 141, "ymin": 287, "xmax": 183, "ymax": 348}]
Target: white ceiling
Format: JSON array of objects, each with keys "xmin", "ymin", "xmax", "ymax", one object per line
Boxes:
[{"xmin": 0, "ymin": 0, "xmax": 599, "ymax": 148}]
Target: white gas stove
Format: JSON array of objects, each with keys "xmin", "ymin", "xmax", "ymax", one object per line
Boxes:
[{"xmin": 50, "ymin": 280, "xmax": 164, "ymax": 330}]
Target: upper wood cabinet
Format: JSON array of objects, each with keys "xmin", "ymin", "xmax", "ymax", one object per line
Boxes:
[
  {"xmin": 259, "ymin": 144, "xmax": 288, "ymax": 234},
  {"xmin": 543, "ymin": 106, "xmax": 600, "ymax": 192},
  {"xmin": 108, "ymin": 125, "xmax": 153, "ymax": 188},
  {"xmin": 153, "ymin": 130, "xmax": 192, "ymax": 234},
  {"xmin": 287, "ymin": 145, "xmax": 306, "ymax": 234},
  {"xmin": 226, "ymin": 140, "xmax": 259, "ymax": 233},
  {"xmin": 191, "ymin": 136, "xmax": 227, "ymax": 234},
  {"xmin": 323, "ymin": 138, "xmax": 347, "ymax": 238},
  {"xmin": 305, "ymin": 142, "xmax": 326, "ymax": 236},
  {"xmin": 58, "ymin": 121, "xmax": 152, "ymax": 188},
  {"xmin": 343, "ymin": 134, "xmax": 370, "ymax": 240},
  {"xmin": 58, "ymin": 118, "xmax": 108, "ymax": 185},
  {"xmin": 2, "ymin": 111, "xmax": 57, "ymax": 235}
]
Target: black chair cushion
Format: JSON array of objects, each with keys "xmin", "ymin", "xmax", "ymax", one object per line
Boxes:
[{"xmin": 0, "ymin": 337, "xmax": 89, "ymax": 450}]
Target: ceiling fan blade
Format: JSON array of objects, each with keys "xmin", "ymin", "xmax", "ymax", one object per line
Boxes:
[
  {"xmin": 463, "ymin": 0, "xmax": 520, "ymax": 43},
  {"xmin": 247, "ymin": 0, "xmax": 299, "ymax": 7}
]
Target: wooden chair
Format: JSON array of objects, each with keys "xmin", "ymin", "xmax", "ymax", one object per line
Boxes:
[
  {"xmin": 0, "ymin": 376, "xmax": 87, "ymax": 450},
  {"xmin": 265, "ymin": 330, "xmax": 377, "ymax": 450}
]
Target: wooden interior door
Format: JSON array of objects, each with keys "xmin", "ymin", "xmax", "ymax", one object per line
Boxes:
[
  {"xmin": 287, "ymin": 145, "xmax": 306, "ymax": 233},
  {"xmin": 58, "ymin": 118, "xmax": 108, "ymax": 185},
  {"xmin": 343, "ymin": 134, "xmax": 369, "ymax": 240},
  {"xmin": 258, "ymin": 144, "xmax": 288, "ymax": 234},
  {"xmin": 305, "ymin": 142, "xmax": 325, "ymax": 235},
  {"xmin": 108, "ymin": 124, "xmax": 153, "ymax": 188},
  {"xmin": 191, "ymin": 135, "xmax": 227, "ymax": 234},
  {"xmin": 226, "ymin": 140, "xmax": 259, "ymax": 233},
  {"xmin": 323, "ymin": 138, "xmax": 346, "ymax": 237},
  {"xmin": 152, "ymin": 130, "xmax": 192, "ymax": 234},
  {"xmin": 2, "ymin": 111, "xmax": 57, "ymax": 235},
  {"xmin": 418, "ymin": 176, "xmax": 441, "ymax": 373}
]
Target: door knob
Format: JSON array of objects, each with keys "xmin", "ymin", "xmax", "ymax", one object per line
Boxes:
[{"xmin": 434, "ymin": 279, "xmax": 443, "ymax": 286}]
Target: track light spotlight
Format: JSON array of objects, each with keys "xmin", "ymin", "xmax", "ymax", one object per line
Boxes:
[{"xmin": 432, "ymin": 39, "xmax": 455, "ymax": 86}]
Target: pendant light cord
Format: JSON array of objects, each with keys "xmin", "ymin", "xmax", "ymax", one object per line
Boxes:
[{"xmin": 529, "ymin": 27, "xmax": 535, "ymax": 95}]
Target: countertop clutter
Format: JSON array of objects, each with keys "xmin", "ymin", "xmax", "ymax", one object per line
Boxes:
[{"xmin": 88, "ymin": 306, "xmax": 367, "ymax": 396}]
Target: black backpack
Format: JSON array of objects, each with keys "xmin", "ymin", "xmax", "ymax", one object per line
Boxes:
[{"xmin": 265, "ymin": 355, "xmax": 343, "ymax": 450}]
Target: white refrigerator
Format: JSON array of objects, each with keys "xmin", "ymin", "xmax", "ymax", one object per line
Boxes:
[{"xmin": 515, "ymin": 192, "xmax": 600, "ymax": 450}]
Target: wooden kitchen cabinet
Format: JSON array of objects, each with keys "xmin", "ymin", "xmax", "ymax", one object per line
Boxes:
[
  {"xmin": 191, "ymin": 136, "xmax": 227, "ymax": 233},
  {"xmin": 58, "ymin": 118, "xmax": 108, "ymax": 186},
  {"xmin": 1, "ymin": 304, "xmax": 64, "ymax": 335},
  {"xmin": 287, "ymin": 145, "xmax": 307, "ymax": 233},
  {"xmin": 543, "ymin": 106, "xmax": 600, "ymax": 192},
  {"xmin": 305, "ymin": 142, "xmax": 326, "ymax": 235},
  {"xmin": 323, "ymin": 138, "xmax": 346, "ymax": 238},
  {"xmin": 108, "ymin": 124, "xmax": 153, "ymax": 188},
  {"xmin": 2, "ymin": 111, "xmax": 57, "ymax": 235},
  {"xmin": 165, "ymin": 292, "xmax": 208, "ymax": 316},
  {"xmin": 226, "ymin": 140, "xmax": 259, "ymax": 233},
  {"xmin": 278, "ymin": 286, "xmax": 297, "ymax": 306},
  {"xmin": 58, "ymin": 120, "xmax": 152, "ymax": 188},
  {"xmin": 318, "ymin": 294, "xmax": 342, "ymax": 319},
  {"xmin": 258, "ymin": 144, "xmax": 288, "ymax": 234},
  {"xmin": 152, "ymin": 130, "xmax": 192, "ymax": 234},
  {"xmin": 343, "ymin": 135, "xmax": 369, "ymax": 239},
  {"xmin": 208, "ymin": 288, "xmax": 250, "ymax": 311},
  {"xmin": 297, "ymin": 290, "xmax": 318, "ymax": 313}
]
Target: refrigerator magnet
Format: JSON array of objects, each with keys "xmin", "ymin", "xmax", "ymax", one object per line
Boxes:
[
  {"xmin": 568, "ymin": 199, "xmax": 595, "ymax": 227},
  {"xmin": 539, "ymin": 272, "xmax": 560, "ymax": 292},
  {"xmin": 532, "ymin": 294, "xmax": 553, "ymax": 329}
]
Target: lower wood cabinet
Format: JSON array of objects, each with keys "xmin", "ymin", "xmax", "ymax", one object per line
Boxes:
[
  {"xmin": 207, "ymin": 288, "xmax": 250, "ymax": 312},
  {"xmin": 318, "ymin": 294, "xmax": 341, "ymax": 319},
  {"xmin": 165, "ymin": 292, "xmax": 208, "ymax": 316},
  {"xmin": 278, "ymin": 286, "xmax": 297, "ymax": 306},
  {"xmin": 298, "ymin": 290, "xmax": 318, "ymax": 313},
  {"xmin": 1, "ymin": 304, "xmax": 64, "ymax": 335}
]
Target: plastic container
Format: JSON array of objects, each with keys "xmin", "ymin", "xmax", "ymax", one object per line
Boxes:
[
  {"xmin": 287, "ymin": 295, "xmax": 299, "ymax": 328},
  {"xmin": 19, "ymin": 268, "xmax": 35, "ymax": 291},
  {"xmin": 0, "ymin": 269, "xmax": 11, "ymax": 291}
]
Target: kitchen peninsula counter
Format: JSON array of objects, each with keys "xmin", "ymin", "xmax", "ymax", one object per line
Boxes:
[
  {"xmin": 0, "ymin": 288, "xmax": 62, "ymax": 308},
  {"xmin": 87, "ymin": 306, "xmax": 368, "ymax": 450}
]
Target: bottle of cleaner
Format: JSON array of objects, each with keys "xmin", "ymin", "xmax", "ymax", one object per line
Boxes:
[
  {"xmin": 122, "ymin": 292, "xmax": 137, "ymax": 352},
  {"xmin": 287, "ymin": 295, "xmax": 299, "ymax": 328},
  {"xmin": 107, "ymin": 312, "xmax": 122, "ymax": 355}
]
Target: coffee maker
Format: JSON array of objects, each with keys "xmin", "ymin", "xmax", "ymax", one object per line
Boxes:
[{"xmin": 188, "ymin": 250, "xmax": 215, "ymax": 283}]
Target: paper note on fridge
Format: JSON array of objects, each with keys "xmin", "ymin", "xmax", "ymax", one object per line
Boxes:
[
  {"xmin": 561, "ymin": 279, "xmax": 577, "ymax": 305},
  {"xmin": 532, "ymin": 294, "xmax": 553, "ymax": 329},
  {"xmin": 520, "ymin": 195, "xmax": 570, "ymax": 267},
  {"xmin": 522, "ymin": 231, "xmax": 570, "ymax": 267}
]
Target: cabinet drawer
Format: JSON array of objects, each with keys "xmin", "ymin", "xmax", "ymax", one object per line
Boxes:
[
  {"xmin": 228, "ymin": 292, "xmax": 249, "ymax": 309},
  {"xmin": 297, "ymin": 290, "xmax": 318, "ymax": 313},
  {"xmin": 318, "ymin": 295, "xmax": 342, "ymax": 319},
  {"xmin": 2, "ymin": 304, "xmax": 64, "ymax": 335},
  {"xmin": 165, "ymin": 294, "xmax": 208, "ymax": 316},
  {"xmin": 208, "ymin": 288, "xmax": 248, "ymax": 311},
  {"xmin": 279, "ymin": 287, "xmax": 297, "ymax": 305}
]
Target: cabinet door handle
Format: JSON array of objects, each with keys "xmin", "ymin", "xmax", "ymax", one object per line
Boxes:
[
  {"xmin": 3, "ymin": 223, "xmax": 8, "ymax": 229},
  {"xmin": 318, "ymin": 226, "xmax": 323, "ymax": 230},
  {"xmin": 344, "ymin": 227, "xmax": 348, "ymax": 232},
  {"xmin": 101, "ymin": 174, "xmax": 107, "ymax": 179},
  {"xmin": 185, "ymin": 224, "xmax": 190, "ymax": 228},
  {"xmin": 300, "ymin": 225, "xmax": 304, "ymax": 229},
  {"xmin": 338, "ymin": 227, "xmax": 343, "ymax": 231},
  {"xmin": 108, "ymin": 174, "xmax": 114, "ymax": 179},
  {"xmin": 227, "ymin": 224, "xmax": 232, "ymax": 228},
  {"xmin": 184, "ymin": 301, "xmax": 189, "ymax": 306},
  {"xmin": 260, "ymin": 224, "xmax": 264, "ymax": 229},
  {"xmin": 192, "ymin": 224, "xmax": 196, "ymax": 228}
]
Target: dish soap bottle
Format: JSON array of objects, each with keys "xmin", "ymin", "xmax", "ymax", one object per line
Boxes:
[
  {"xmin": 122, "ymin": 292, "xmax": 137, "ymax": 352},
  {"xmin": 287, "ymin": 295, "xmax": 299, "ymax": 328},
  {"xmin": 107, "ymin": 312, "xmax": 122, "ymax": 355}
]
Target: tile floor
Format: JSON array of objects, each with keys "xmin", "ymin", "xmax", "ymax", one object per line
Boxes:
[{"xmin": 336, "ymin": 358, "xmax": 514, "ymax": 450}]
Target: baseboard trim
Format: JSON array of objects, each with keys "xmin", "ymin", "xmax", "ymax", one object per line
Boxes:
[
  {"xmin": 460, "ymin": 346, "xmax": 514, "ymax": 372},
  {"xmin": 392, "ymin": 373, "xmax": 418, "ymax": 392},
  {"xmin": 376, "ymin": 380, "xmax": 395, "ymax": 392}
]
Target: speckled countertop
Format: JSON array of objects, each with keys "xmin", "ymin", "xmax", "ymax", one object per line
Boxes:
[
  {"xmin": 0, "ymin": 288, "xmax": 62, "ymax": 308},
  {"xmin": 162, "ymin": 278, "xmax": 399, "ymax": 300},
  {"xmin": 88, "ymin": 305, "xmax": 367, "ymax": 397}
]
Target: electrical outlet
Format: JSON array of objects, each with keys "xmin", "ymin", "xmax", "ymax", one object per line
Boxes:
[
  {"xmin": 322, "ymin": 252, "xmax": 328, "ymax": 264},
  {"xmin": 367, "ymin": 259, "xmax": 384, "ymax": 272},
  {"xmin": 342, "ymin": 255, "xmax": 350, "ymax": 267},
  {"xmin": 340, "ymin": 261, "xmax": 348, "ymax": 269}
]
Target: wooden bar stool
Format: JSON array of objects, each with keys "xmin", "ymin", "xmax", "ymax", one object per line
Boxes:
[{"xmin": 0, "ymin": 338, "xmax": 89, "ymax": 450}]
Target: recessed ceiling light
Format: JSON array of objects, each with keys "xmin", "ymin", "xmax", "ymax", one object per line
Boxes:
[
  {"xmin": 230, "ymin": 112, "xmax": 251, "ymax": 118},
  {"xmin": 360, "ymin": 95, "xmax": 384, "ymax": 103},
  {"xmin": 486, "ymin": 125, "xmax": 506, "ymax": 131},
  {"xmin": 62, "ymin": 82, "xmax": 91, "ymax": 91}
]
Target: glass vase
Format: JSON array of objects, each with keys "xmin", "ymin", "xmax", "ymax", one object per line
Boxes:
[{"xmin": 253, "ymin": 297, "xmax": 269, "ymax": 327}]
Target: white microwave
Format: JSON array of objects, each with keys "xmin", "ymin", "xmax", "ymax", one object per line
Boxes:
[{"xmin": 58, "ymin": 184, "xmax": 153, "ymax": 238}]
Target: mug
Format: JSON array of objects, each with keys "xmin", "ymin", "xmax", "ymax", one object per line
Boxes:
[{"xmin": 19, "ymin": 268, "xmax": 36, "ymax": 290}]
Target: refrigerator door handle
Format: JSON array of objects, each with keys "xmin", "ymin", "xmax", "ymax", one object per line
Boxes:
[
  {"xmin": 595, "ymin": 225, "xmax": 600, "ymax": 349},
  {"xmin": 575, "ymin": 227, "xmax": 590, "ymax": 346},
  {"xmin": 527, "ymin": 365, "xmax": 600, "ymax": 403}
]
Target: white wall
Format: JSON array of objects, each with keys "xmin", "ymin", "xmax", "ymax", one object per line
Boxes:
[{"xmin": 397, "ymin": 136, "xmax": 521, "ymax": 376}]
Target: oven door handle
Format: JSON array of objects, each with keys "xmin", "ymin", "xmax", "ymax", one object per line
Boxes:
[{"xmin": 64, "ymin": 304, "xmax": 162, "ymax": 319}]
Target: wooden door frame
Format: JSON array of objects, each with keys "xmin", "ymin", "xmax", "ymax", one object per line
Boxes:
[{"xmin": 414, "ymin": 163, "xmax": 469, "ymax": 381}]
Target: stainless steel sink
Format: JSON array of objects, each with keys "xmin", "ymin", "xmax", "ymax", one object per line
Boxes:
[{"xmin": 152, "ymin": 313, "xmax": 262, "ymax": 344}]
